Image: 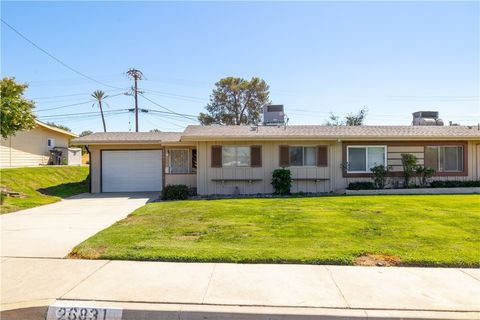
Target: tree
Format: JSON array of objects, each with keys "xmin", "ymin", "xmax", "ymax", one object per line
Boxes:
[
  {"xmin": 401, "ymin": 153, "xmax": 418, "ymax": 188},
  {"xmin": 91, "ymin": 90, "xmax": 108, "ymax": 132},
  {"xmin": 345, "ymin": 107, "xmax": 368, "ymax": 126},
  {"xmin": 199, "ymin": 77, "xmax": 270, "ymax": 125},
  {"xmin": 150, "ymin": 129, "xmax": 161, "ymax": 132},
  {"xmin": 325, "ymin": 107, "xmax": 368, "ymax": 126},
  {"xmin": 80, "ymin": 130, "xmax": 93, "ymax": 137},
  {"xmin": 1, "ymin": 77, "xmax": 36, "ymax": 138},
  {"xmin": 326, "ymin": 112, "xmax": 342, "ymax": 126},
  {"xmin": 45, "ymin": 122, "xmax": 71, "ymax": 132}
]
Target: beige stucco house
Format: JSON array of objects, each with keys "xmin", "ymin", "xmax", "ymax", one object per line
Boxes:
[
  {"xmin": 72, "ymin": 125, "xmax": 480, "ymax": 194},
  {"xmin": 0, "ymin": 120, "xmax": 80, "ymax": 168}
]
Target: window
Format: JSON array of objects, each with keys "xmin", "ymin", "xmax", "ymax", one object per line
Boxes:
[
  {"xmin": 47, "ymin": 138, "xmax": 55, "ymax": 148},
  {"xmin": 191, "ymin": 149, "xmax": 197, "ymax": 172},
  {"xmin": 425, "ymin": 146, "xmax": 463, "ymax": 172},
  {"xmin": 347, "ymin": 146, "xmax": 386, "ymax": 173},
  {"xmin": 222, "ymin": 146, "xmax": 250, "ymax": 167},
  {"xmin": 289, "ymin": 146, "xmax": 317, "ymax": 166},
  {"xmin": 170, "ymin": 149, "xmax": 189, "ymax": 173}
]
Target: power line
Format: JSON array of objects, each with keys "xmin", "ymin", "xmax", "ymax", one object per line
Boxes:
[
  {"xmin": 147, "ymin": 111, "xmax": 197, "ymax": 124},
  {"xmin": 38, "ymin": 109, "xmax": 129, "ymax": 119},
  {"xmin": 141, "ymin": 88, "xmax": 208, "ymax": 102},
  {"xmin": 1, "ymin": 19, "xmax": 125, "ymax": 90},
  {"xmin": 35, "ymin": 100, "xmax": 93, "ymax": 112},
  {"xmin": 146, "ymin": 109, "xmax": 197, "ymax": 119},
  {"xmin": 31, "ymin": 89, "xmax": 124, "ymax": 100},
  {"xmin": 142, "ymin": 112, "xmax": 185, "ymax": 130},
  {"xmin": 146, "ymin": 112, "xmax": 188, "ymax": 129},
  {"xmin": 139, "ymin": 93, "xmax": 198, "ymax": 122},
  {"xmin": 34, "ymin": 93, "xmax": 125, "ymax": 112},
  {"xmin": 37, "ymin": 110, "xmax": 129, "ymax": 122},
  {"xmin": 40, "ymin": 111, "xmax": 128, "ymax": 125}
]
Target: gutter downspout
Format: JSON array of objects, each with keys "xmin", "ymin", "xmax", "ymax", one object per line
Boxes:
[{"xmin": 85, "ymin": 145, "xmax": 92, "ymax": 193}]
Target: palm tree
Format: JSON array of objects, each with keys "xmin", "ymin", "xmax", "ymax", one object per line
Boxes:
[{"xmin": 91, "ymin": 90, "xmax": 108, "ymax": 132}]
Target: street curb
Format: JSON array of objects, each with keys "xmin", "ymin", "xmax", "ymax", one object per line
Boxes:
[{"xmin": 2, "ymin": 300, "xmax": 479, "ymax": 320}]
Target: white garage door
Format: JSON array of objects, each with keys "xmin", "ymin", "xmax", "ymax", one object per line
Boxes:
[{"xmin": 102, "ymin": 150, "xmax": 162, "ymax": 192}]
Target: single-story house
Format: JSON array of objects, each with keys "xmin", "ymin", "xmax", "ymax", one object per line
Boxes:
[
  {"xmin": 0, "ymin": 120, "xmax": 81, "ymax": 168},
  {"xmin": 72, "ymin": 125, "xmax": 480, "ymax": 194}
]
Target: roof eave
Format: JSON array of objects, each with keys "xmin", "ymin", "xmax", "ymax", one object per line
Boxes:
[
  {"xmin": 71, "ymin": 140, "xmax": 163, "ymax": 145},
  {"xmin": 35, "ymin": 120, "xmax": 78, "ymax": 138},
  {"xmin": 180, "ymin": 135, "xmax": 479, "ymax": 141}
]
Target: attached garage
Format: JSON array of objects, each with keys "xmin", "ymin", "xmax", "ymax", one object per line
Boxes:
[{"xmin": 101, "ymin": 150, "xmax": 163, "ymax": 192}]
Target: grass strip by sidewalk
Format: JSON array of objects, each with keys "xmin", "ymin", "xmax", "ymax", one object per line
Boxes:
[
  {"xmin": 71, "ymin": 194, "xmax": 480, "ymax": 267},
  {"xmin": 1, "ymin": 166, "xmax": 89, "ymax": 214}
]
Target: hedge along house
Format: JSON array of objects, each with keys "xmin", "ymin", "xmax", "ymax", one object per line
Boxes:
[{"xmin": 71, "ymin": 124, "xmax": 480, "ymax": 194}]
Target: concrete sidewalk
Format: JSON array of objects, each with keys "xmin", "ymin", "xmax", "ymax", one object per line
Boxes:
[
  {"xmin": 0, "ymin": 193, "xmax": 156, "ymax": 258},
  {"xmin": 1, "ymin": 258, "xmax": 479, "ymax": 319}
]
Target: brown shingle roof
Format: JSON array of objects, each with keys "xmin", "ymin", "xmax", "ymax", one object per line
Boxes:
[
  {"xmin": 182, "ymin": 125, "xmax": 480, "ymax": 140},
  {"xmin": 72, "ymin": 125, "xmax": 480, "ymax": 145}
]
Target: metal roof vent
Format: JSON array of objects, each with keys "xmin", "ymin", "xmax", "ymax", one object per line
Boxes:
[{"xmin": 412, "ymin": 111, "xmax": 444, "ymax": 126}]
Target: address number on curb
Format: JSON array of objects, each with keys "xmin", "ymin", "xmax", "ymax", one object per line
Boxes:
[{"xmin": 46, "ymin": 305, "xmax": 122, "ymax": 320}]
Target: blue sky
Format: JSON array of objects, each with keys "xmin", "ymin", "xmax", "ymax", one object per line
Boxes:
[{"xmin": 2, "ymin": 1, "xmax": 479, "ymax": 134}]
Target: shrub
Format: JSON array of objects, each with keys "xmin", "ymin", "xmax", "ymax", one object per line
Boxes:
[
  {"xmin": 161, "ymin": 184, "xmax": 190, "ymax": 200},
  {"xmin": 271, "ymin": 168, "xmax": 292, "ymax": 195},
  {"xmin": 430, "ymin": 180, "xmax": 480, "ymax": 188},
  {"xmin": 415, "ymin": 166, "xmax": 436, "ymax": 187},
  {"xmin": 401, "ymin": 153, "xmax": 418, "ymax": 188},
  {"xmin": 347, "ymin": 181, "xmax": 376, "ymax": 190},
  {"xmin": 370, "ymin": 165, "xmax": 390, "ymax": 189}
]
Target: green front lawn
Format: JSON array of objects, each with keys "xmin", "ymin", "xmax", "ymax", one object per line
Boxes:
[
  {"xmin": 1, "ymin": 166, "xmax": 89, "ymax": 214},
  {"xmin": 71, "ymin": 195, "xmax": 480, "ymax": 267}
]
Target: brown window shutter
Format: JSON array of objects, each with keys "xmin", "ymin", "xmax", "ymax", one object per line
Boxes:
[
  {"xmin": 317, "ymin": 146, "xmax": 328, "ymax": 167},
  {"xmin": 211, "ymin": 145, "xmax": 222, "ymax": 168},
  {"xmin": 279, "ymin": 145, "xmax": 290, "ymax": 167},
  {"xmin": 250, "ymin": 145, "xmax": 262, "ymax": 167}
]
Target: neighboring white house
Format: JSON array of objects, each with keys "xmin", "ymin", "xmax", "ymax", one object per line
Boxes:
[{"xmin": 0, "ymin": 120, "xmax": 81, "ymax": 168}]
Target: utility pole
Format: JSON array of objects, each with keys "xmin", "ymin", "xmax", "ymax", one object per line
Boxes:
[{"xmin": 126, "ymin": 68, "xmax": 144, "ymax": 132}]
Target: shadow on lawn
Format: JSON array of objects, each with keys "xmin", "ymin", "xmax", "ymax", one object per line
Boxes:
[{"xmin": 37, "ymin": 179, "xmax": 89, "ymax": 198}]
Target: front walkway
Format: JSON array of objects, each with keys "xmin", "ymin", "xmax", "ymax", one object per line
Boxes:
[
  {"xmin": 1, "ymin": 258, "xmax": 479, "ymax": 318},
  {"xmin": 0, "ymin": 193, "xmax": 156, "ymax": 258}
]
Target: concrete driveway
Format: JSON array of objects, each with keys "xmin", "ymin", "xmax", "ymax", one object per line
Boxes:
[{"xmin": 0, "ymin": 193, "xmax": 156, "ymax": 258}]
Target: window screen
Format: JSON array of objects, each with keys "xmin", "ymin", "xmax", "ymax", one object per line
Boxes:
[
  {"xmin": 170, "ymin": 149, "xmax": 189, "ymax": 173},
  {"xmin": 347, "ymin": 146, "xmax": 386, "ymax": 172},
  {"xmin": 368, "ymin": 147, "xmax": 385, "ymax": 169},
  {"xmin": 236, "ymin": 147, "xmax": 250, "ymax": 167},
  {"xmin": 222, "ymin": 147, "xmax": 237, "ymax": 167},
  {"xmin": 289, "ymin": 147, "xmax": 303, "ymax": 166},
  {"xmin": 425, "ymin": 145, "xmax": 463, "ymax": 172},
  {"xmin": 222, "ymin": 146, "xmax": 251, "ymax": 167},
  {"xmin": 348, "ymin": 147, "xmax": 367, "ymax": 172},
  {"xmin": 304, "ymin": 147, "xmax": 317, "ymax": 166},
  {"xmin": 442, "ymin": 146, "xmax": 463, "ymax": 172}
]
